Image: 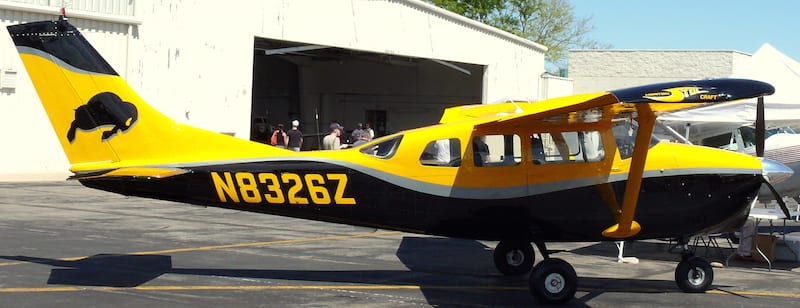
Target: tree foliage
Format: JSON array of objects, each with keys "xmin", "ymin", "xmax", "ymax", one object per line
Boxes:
[
  {"xmin": 428, "ymin": 0, "xmax": 504, "ymax": 23},
  {"xmin": 428, "ymin": 0, "xmax": 609, "ymax": 69}
]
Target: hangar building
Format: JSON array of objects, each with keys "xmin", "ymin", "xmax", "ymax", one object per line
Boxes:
[{"xmin": 0, "ymin": 0, "xmax": 569, "ymax": 180}]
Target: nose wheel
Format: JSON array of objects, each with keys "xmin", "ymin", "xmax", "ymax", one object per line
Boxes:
[{"xmin": 493, "ymin": 240, "xmax": 535, "ymax": 275}]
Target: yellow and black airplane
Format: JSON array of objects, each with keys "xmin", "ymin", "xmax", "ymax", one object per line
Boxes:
[{"xmin": 7, "ymin": 18, "xmax": 793, "ymax": 304}]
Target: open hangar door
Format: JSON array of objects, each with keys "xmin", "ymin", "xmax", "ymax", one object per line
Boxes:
[{"xmin": 252, "ymin": 37, "xmax": 483, "ymax": 149}]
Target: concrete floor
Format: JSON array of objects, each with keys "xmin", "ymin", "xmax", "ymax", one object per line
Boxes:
[{"xmin": 1, "ymin": 181, "xmax": 798, "ymax": 307}]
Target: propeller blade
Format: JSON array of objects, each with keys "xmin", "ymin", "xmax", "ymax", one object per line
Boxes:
[
  {"xmin": 755, "ymin": 96, "xmax": 765, "ymax": 157},
  {"xmin": 761, "ymin": 176, "xmax": 792, "ymax": 218}
]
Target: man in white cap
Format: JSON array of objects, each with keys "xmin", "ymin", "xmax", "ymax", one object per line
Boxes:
[{"xmin": 286, "ymin": 120, "xmax": 303, "ymax": 151}]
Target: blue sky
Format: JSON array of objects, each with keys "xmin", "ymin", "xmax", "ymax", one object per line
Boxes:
[{"xmin": 570, "ymin": 0, "xmax": 800, "ymax": 60}]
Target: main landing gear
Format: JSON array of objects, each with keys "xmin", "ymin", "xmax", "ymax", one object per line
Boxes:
[
  {"xmin": 493, "ymin": 240, "xmax": 535, "ymax": 276},
  {"xmin": 493, "ymin": 238, "xmax": 715, "ymax": 305},
  {"xmin": 493, "ymin": 240, "xmax": 577, "ymax": 305}
]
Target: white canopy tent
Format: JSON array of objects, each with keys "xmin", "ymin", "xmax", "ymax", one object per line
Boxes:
[{"xmin": 658, "ymin": 43, "xmax": 800, "ymax": 141}]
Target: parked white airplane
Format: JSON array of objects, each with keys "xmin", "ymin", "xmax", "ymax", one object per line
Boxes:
[{"xmin": 658, "ymin": 122, "xmax": 800, "ymax": 202}]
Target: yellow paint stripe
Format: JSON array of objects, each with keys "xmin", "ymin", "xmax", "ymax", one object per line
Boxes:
[
  {"xmin": 706, "ymin": 289, "xmax": 800, "ymax": 298},
  {"xmin": 0, "ymin": 261, "xmax": 25, "ymax": 267},
  {"xmin": 129, "ymin": 231, "xmax": 400, "ymax": 255},
  {"xmin": 0, "ymin": 231, "xmax": 400, "ymax": 267}
]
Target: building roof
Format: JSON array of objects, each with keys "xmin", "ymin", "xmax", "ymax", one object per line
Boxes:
[{"xmin": 399, "ymin": 0, "xmax": 547, "ymax": 53}]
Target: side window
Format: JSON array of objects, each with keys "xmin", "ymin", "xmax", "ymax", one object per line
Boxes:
[
  {"xmin": 361, "ymin": 135, "xmax": 402, "ymax": 159},
  {"xmin": 531, "ymin": 131, "xmax": 604, "ymax": 164},
  {"xmin": 473, "ymin": 134, "xmax": 521, "ymax": 167},
  {"xmin": 420, "ymin": 138, "xmax": 461, "ymax": 166}
]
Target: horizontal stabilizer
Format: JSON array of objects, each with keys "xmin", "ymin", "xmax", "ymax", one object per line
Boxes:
[{"xmin": 69, "ymin": 167, "xmax": 188, "ymax": 180}]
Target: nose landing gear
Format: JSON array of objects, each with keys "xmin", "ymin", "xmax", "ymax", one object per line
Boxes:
[{"xmin": 673, "ymin": 238, "xmax": 714, "ymax": 293}]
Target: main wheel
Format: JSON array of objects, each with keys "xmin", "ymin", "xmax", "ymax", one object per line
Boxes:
[
  {"xmin": 529, "ymin": 258, "xmax": 577, "ymax": 305},
  {"xmin": 675, "ymin": 256, "xmax": 714, "ymax": 293},
  {"xmin": 493, "ymin": 240, "xmax": 535, "ymax": 276}
]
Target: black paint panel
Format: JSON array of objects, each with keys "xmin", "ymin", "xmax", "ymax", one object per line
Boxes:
[
  {"xmin": 7, "ymin": 19, "xmax": 118, "ymax": 75},
  {"xmin": 80, "ymin": 161, "xmax": 760, "ymax": 242}
]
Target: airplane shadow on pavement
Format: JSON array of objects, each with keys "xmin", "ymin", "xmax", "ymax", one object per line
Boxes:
[{"xmin": 0, "ymin": 236, "xmax": 720, "ymax": 306}]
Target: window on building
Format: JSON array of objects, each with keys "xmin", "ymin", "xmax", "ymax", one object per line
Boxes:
[
  {"xmin": 473, "ymin": 134, "xmax": 521, "ymax": 167},
  {"xmin": 420, "ymin": 138, "xmax": 461, "ymax": 166},
  {"xmin": 531, "ymin": 131, "xmax": 604, "ymax": 164}
]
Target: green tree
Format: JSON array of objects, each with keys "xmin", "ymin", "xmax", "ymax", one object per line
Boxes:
[
  {"xmin": 428, "ymin": 0, "xmax": 504, "ymax": 22},
  {"xmin": 429, "ymin": 0, "xmax": 608, "ymax": 70}
]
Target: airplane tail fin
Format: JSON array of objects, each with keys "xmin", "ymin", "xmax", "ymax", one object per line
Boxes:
[{"xmin": 7, "ymin": 18, "xmax": 271, "ymax": 174}]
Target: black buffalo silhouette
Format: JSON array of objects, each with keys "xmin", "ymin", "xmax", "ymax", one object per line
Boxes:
[{"xmin": 66, "ymin": 92, "xmax": 138, "ymax": 143}]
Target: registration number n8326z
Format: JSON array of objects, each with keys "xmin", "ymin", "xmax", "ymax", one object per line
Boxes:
[{"xmin": 211, "ymin": 171, "xmax": 356, "ymax": 205}]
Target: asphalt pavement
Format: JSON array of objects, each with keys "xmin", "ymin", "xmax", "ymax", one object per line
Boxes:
[{"xmin": 1, "ymin": 181, "xmax": 799, "ymax": 307}]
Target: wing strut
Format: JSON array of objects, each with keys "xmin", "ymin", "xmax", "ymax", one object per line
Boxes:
[{"xmin": 602, "ymin": 104, "xmax": 655, "ymax": 238}]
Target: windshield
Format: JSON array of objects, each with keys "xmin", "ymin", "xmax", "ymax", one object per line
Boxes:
[{"xmin": 612, "ymin": 119, "xmax": 659, "ymax": 160}]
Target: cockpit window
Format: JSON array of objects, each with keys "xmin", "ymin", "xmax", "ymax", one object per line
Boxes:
[
  {"xmin": 532, "ymin": 131, "xmax": 604, "ymax": 164},
  {"xmin": 360, "ymin": 135, "xmax": 403, "ymax": 159},
  {"xmin": 473, "ymin": 134, "xmax": 521, "ymax": 167}
]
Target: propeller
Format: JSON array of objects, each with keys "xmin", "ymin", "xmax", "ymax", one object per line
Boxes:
[
  {"xmin": 755, "ymin": 96, "xmax": 793, "ymax": 218},
  {"xmin": 756, "ymin": 97, "xmax": 765, "ymax": 157},
  {"xmin": 760, "ymin": 176, "xmax": 792, "ymax": 218}
]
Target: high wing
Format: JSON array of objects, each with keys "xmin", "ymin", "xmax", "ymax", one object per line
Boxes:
[{"xmin": 441, "ymin": 78, "xmax": 774, "ymax": 126}]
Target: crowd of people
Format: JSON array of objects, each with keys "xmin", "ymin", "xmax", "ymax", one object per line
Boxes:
[{"xmin": 264, "ymin": 120, "xmax": 374, "ymax": 151}]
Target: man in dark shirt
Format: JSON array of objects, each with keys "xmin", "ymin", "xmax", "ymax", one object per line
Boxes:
[
  {"xmin": 286, "ymin": 120, "xmax": 303, "ymax": 151},
  {"xmin": 473, "ymin": 136, "xmax": 490, "ymax": 166}
]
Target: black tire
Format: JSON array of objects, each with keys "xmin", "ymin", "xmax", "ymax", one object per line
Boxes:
[
  {"xmin": 493, "ymin": 240, "xmax": 535, "ymax": 276},
  {"xmin": 675, "ymin": 256, "xmax": 714, "ymax": 293},
  {"xmin": 529, "ymin": 258, "xmax": 577, "ymax": 305}
]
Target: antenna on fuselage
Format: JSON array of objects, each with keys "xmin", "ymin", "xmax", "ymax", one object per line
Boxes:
[{"xmin": 59, "ymin": 0, "xmax": 69, "ymax": 21}]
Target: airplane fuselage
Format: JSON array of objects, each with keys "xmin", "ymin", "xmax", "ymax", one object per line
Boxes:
[{"xmin": 80, "ymin": 141, "xmax": 761, "ymax": 242}]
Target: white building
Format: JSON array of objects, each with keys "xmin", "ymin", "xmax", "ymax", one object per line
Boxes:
[
  {"xmin": 0, "ymin": 0, "xmax": 570, "ymax": 181},
  {"xmin": 569, "ymin": 49, "xmax": 752, "ymax": 94},
  {"xmin": 569, "ymin": 44, "xmax": 800, "ymax": 142}
]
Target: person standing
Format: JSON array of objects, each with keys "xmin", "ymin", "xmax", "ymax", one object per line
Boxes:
[
  {"xmin": 323, "ymin": 123, "xmax": 344, "ymax": 150},
  {"xmin": 472, "ymin": 136, "xmax": 490, "ymax": 166},
  {"xmin": 364, "ymin": 123, "xmax": 374, "ymax": 140},
  {"xmin": 434, "ymin": 139, "xmax": 450, "ymax": 163},
  {"xmin": 349, "ymin": 123, "xmax": 364, "ymax": 144},
  {"xmin": 286, "ymin": 120, "xmax": 303, "ymax": 151},
  {"xmin": 270, "ymin": 123, "xmax": 288, "ymax": 149}
]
